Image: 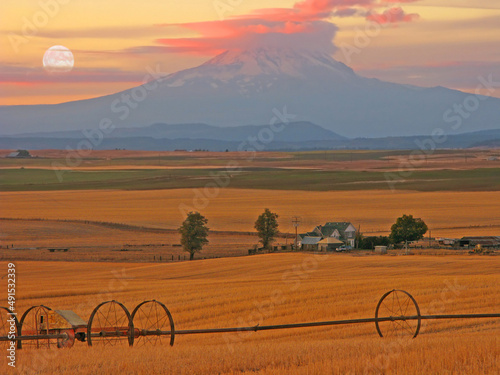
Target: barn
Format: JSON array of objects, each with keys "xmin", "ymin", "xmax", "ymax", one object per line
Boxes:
[{"xmin": 458, "ymin": 236, "xmax": 500, "ymax": 248}]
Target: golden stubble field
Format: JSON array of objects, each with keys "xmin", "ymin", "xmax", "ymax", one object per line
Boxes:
[
  {"xmin": 1, "ymin": 254, "xmax": 499, "ymax": 374},
  {"xmin": 1, "ymin": 188, "xmax": 500, "ymax": 237},
  {"xmin": 0, "ymin": 219, "xmax": 258, "ymax": 262}
]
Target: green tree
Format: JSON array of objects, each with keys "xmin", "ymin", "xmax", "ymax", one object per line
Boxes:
[
  {"xmin": 359, "ymin": 236, "xmax": 391, "ymax": 250},
  {"xmin": 254, "ymin": 209, "xmax": 279, "ymax": 250},
  {"xmin": 390, "ymin": 214, "xmax": 428, "ymax": 245},
  {"xmin": 179, "ymin": 212, "xmax": 209, "ymax": 260},
  {"xmin": 355, "ymin": 230, "xmax": 364, "ymax": 249}
]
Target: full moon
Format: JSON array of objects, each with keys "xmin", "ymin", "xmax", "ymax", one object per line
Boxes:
[{"xmin": 43, "ymin": 45, "xmax": 74, "ymax": 73}]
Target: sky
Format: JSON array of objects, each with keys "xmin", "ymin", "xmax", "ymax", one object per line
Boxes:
[{"xmin": 1, "ymin": 0, "xmax": 499, "ymax": 105}]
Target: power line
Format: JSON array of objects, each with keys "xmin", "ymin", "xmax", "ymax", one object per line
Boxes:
[{"xmin": 292, "ymin": 216, "xmax": 301, "ymax": 250}]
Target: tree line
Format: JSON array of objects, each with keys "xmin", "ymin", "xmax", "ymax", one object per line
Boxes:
[{"xmin": 179, "ymin": 211, "xmax": 428, "ymax": 260}]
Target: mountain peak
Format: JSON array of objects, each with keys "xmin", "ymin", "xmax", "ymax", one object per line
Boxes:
[{"xmin": 199, "ymin": 47, "xmax": 355, "ymax": 77}]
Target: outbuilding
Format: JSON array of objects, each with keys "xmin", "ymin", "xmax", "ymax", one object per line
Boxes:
[{"xmin": 318, "ymin": 237, "xmax": 344, "ymax": 252}]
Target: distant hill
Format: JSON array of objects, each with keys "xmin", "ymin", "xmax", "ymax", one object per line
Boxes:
[
  {"xmin": 471, "ymin": 139, "xmax": 500, "ymax": 148},
  {"xmin": 1, "ymin": 124, "xmax": 500, "ymax": 151},
  {"xmin": 10, "ymin": 121, "xmax": 345, "ymax": 142}
]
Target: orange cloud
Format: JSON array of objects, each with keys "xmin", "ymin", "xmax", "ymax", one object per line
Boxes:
[{"xmin": 156, "ymin": 0, "xmax": 421, "ymax": 56}]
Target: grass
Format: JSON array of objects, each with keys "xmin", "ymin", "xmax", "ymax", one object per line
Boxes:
[
  {"xmin": 1, "ymin": 254, "xmax": 498, "ymax": 374},
  {"xmin": 2, "ymin": 167, "xmax": 500, "ymax": 192},
  {"xmin": 289, "ymin": 149, "xmax": 460, "ymax": 161}
]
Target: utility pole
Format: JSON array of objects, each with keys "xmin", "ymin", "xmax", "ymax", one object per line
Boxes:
[
  {"xmin": 292, "ymin": 216, "xmax": 301, "ymax": 251},
  {"xmin": 357, "ymin": 224, "xmax": 361, "ymax": 249}
]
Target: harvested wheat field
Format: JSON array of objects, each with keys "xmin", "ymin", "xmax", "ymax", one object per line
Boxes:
[
  {"xmin": 1, "ymin": 189, "xmax": 500, "ymax": 237},
  {"xmin": 0, "ymin": 219, "xmax": 258, "ymax": 262},
  {"xmin": 1, "ymin": 254, "xmax": 498, "ymax": 374},
  {"xmin": 1, "ymin": 150, "xmax": 499, "ymax": 374}
]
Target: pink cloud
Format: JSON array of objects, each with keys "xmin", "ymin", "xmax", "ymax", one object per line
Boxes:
[
  {"xmin": 366, "ymin": 7, "xmax": 420, "ymax": 24},
  {"xmin": 381, "ymin": 0, "xmax": 419, "ymax": 3},
  {"xmin": 154, "ymin": 1, "xmax": 421, "ymax": 55}
]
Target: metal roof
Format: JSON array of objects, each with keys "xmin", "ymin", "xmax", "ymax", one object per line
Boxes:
[
  {"xmin": 302, "ymin": 237, "xmax": 321, "ymax": 245},
  {"xmin": 318, "ymin": 237, "xmax": 344, "ymax": 244},
  {"xmin": 301, "ymin": 236, "xmax": 322, "ymax": 245},
  {"xmin": 298, "ymin": 232, "xmax": 319, "ymax": 239},
  {"xmin": 54, "ymin": 310, "xmax": 88, "ymax": 328},
  {"xmin": 316, "ymin": 222, "xmax": 355, "ymax": 239}
]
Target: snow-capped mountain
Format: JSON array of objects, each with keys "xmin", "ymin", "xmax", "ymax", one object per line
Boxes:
[
  {"xmin": 181, "ymin": 47, "xmax": 355, "ymax": 79},
  {"xmin": 162, "ymin": 47, "xmax": 356, "ymax": 96},
  {"xmin": 1, "ymin": 47, "xmax": 499, "ymax": 138}
]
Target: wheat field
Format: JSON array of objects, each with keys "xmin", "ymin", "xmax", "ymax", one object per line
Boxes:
[
  {"xmin": 1, "ymin": 188, "xmax": 500, "ymax": 237},
  {"xmin": 1, "ymin": 151, "xmax": 499, "ymax": 374},
  {"xmin": 1, "ymin": 254, "xmax": 498, "ymax": 374},
  {"xmin": 0, "ymin": 219, "xmax": 258, "ymax": 262}
]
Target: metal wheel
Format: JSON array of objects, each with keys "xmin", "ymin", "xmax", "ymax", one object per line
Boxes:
[
  {"xmin": 375, "ymin": 290, "xmax": 421, "ymax": 338},
  {"xmin": 131, "ymin": 300, "xmax": 175, "ymax": 346},
  {"xmin": 87, "ymin": 301, "xmax": 134, "ymax": 347},
  {"xmin": 19, "ymin": 305, "xmax": 54, "ymax": 349},
  {"xmin": 0, "ymin": 307, "xmax": 18, "ymax": 349},
  {"xmin": 57, "ymin": 329, "xmax": 76, "ymax": 348}
]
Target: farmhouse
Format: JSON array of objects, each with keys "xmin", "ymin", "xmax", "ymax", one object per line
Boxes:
[
  {"xmin": 297, "ymin": 222, "xmax": 357, "ymax": 250},
  {"xmin": 312, "ymin": 222, "xmax": 357, "ymax": 247}
]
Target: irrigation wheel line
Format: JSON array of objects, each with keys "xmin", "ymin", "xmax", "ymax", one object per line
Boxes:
[
  {"xmin": 87, "ymin": 300, "xmax": 134, "ymax": 347},
  {"xmin": 375, "ymin": 289, "xmax": 421, "ymax": 339},
  {"xmin": 131, "ymin": 300, "xmax": 175, "ymax": 347},
  {"xmin": 3, "ymin": 290, "xmax": 500, "ymax": 348},
  {"xmin": 18, "ymin": 305, "xmax": 53, "ymax": 349}
]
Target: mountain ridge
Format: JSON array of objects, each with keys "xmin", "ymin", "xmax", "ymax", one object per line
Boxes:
[
  {"xmin": 2, "ymin": 126, "xmax": 499, "ymax": 151},
  {"xmin": 5, "ymin": 121, "xmax": 346, "ymax": 141},
  {"xmin": 1, "ymin": 47, "xmax": 499, "ymax": 138}
]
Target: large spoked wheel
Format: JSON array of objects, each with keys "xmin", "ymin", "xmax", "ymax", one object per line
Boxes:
[
  {"xmin": 375, "ymin": 290, "xmax": 421, "ymax": 339},
  {"xmin": 132, "ymin": 300, "xmax": 175, "ymax": 347},
  {"xmin": 87, "ymin": 301, "xmax": 134, "ymax": 347},
  {"xmin": 19, "ymin": 305, "xmax": 54, "ymax": 349},
  {"xmin": 0, "ymin": 307, "xmax": 18, "ymax": 349}
]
